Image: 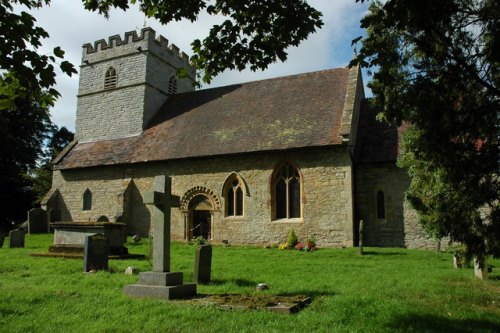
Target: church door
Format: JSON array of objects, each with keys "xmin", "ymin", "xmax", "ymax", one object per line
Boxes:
[{"xmin": 192, "ymin": 210, "xmax": 211, "ymax": 240}]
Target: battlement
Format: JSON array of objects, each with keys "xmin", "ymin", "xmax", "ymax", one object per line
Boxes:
[{"xmin": 81, "ymin": 27, "xmax": 193, "ymax": 71}]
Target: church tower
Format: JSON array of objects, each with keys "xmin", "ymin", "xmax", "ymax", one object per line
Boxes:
[{"xmin": 75, "ymin": 28, "xmax": 196, "ymax": 143}]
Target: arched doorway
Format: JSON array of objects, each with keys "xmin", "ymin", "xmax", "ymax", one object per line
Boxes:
[{"xmin": 188, "ymin": 195, "xmax": 213, "ymax": 240}]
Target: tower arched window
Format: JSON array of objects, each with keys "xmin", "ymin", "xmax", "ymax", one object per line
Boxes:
[
  {"xmin": 272, "ymin": 162, "xmax": 302, "ymax": 220},
  {"xmin": 168, "ymin": 75, "xmax": 178, "ymax": 94},
  {"xmin": 83, "ymin": 188, "xmax": 92, "ymax": 211},
  {"xmin": 377, "ymin": 190, "xmax": 385, "ymax": 219},
  {"xmin": 104, "ymin": 67, "xmax": 117, "ymax": 89},
  {"xmin": 223, "ymin": 174, "xmax": 245, "ymax": 217}
]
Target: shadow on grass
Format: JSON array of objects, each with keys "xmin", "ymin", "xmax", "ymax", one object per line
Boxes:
[
  {"xmin": 387, "ymin": 313, "xmax": 500, "ymax": 333},
  {"xmin": 209, "ymin": 278, "xmax": 258, "ymax": 287},
  {"xmin": 206, "ymin": 280, "xmax": 337, "ymax": 297},
  {"xmin": 278, "ymin": 290, "xmax": 337, "ymax": 298},
  {"xmin": 361, "ymin": 250, "xmax": 407, "ymax": 256}
]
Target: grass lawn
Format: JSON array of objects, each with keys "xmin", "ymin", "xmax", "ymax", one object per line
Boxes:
[{"xmin": 0, "ymin": 234, "xmax": 499, "ymax": 333}]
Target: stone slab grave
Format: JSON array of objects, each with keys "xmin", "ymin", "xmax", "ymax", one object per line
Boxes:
[
  {"xmin": 194, "ymin": 244, "xmax": 212, "ymax": 284},
  {"xmin": 83, "ymin": 234, "xmax": 109, "ymax": 272},
  {"xmin": 183, "ymin": 294, "xmax": 312, "ymax": 314},
  {"xmin": 50, "ymin": 221, "xmax": 128, "ymax": 255},
  {"xmin": 9, "ymin": 229, "xmax": 25, "ymax": 248},
  {"xmin": 124, "ymin": 175, "xmax": 197, "ymax": 300},
  {"xmin": 27, "ymin": 208, "xmax": 47, "ymax": 234}
]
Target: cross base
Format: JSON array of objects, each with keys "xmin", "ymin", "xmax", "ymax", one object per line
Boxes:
[{"xmin": 124, "ymin": 272, "xmax": 197, "ymax": 300}]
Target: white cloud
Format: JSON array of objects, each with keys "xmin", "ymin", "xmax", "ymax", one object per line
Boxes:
[{"xmin": 25, "ymin": 0, "xmax": 369, "ymax": 131}]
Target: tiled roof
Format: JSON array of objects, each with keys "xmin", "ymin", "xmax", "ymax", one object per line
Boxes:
[
  {"xmin": 354, "ymin": 100, "xmax": 401, "ymax": 163},
  {"xmin": 56, "ymin": 68, "xmax": 351, "ymax": 169}
]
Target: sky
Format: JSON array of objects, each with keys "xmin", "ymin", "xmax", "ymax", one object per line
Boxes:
[{"xmin": 26, "ymin": 0, "xmax": 370, "ymax": 131}]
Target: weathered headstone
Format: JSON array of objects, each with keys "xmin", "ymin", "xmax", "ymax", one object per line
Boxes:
[
  {"xmin": 0, "ymin": 232, "xmax": 6, "ymax": 248},
  {"xmin": 9, "ymin": 229, "xmax": 25, "ymax": 248},
  {"xmin": 124, "ymin": 175, "xmax": 197, "ymax": 299},
  {"xmin": 83, "ymin": 234, "xmax": 109, "ymax": 272},
  {"xmin": 453, "ymin": 254, "xmax": 463, "ymax": 269},
  {"xmin": 359, "ymin": 219, "xmax": 364, "ymax": 255},
  {"xmin": 125, "ymin": 266, "xmax": 139, "ymax": 275},
  {"xmin": 474, "ymin": 256, "xmax": 488, "ymax": 280},
  {"xmin": 194, "ymin": 244, "xmax": 212, "ymax": 284},
  {"xmin": 27, "ymin": 208, "xmax": 47, "ymax": 234}
]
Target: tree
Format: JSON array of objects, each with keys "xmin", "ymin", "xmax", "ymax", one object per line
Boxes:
[
  {"xmin": 0, "ymin": 91, "xmax": 53, "ymax": 230},
  {"xmin": 31, "ymin": 126, "xmax": 74, "ymax": 204},
  {"xmin": 0, "ymin": 0, "xmax": 77, "ymax": 229},
  {"xmin": 0, "ymin": 1, "xmax": 77, "ymax": 110},
  {"xmin": 352, "ymin": 0, "xmax": 499, "ymax": 261}
]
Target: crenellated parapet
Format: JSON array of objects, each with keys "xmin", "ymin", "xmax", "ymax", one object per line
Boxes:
[{"xmin": 81, "ymin": 27, "xmax": 195, "ymax": 76}]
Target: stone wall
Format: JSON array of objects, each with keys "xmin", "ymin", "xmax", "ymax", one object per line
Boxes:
[
  {"xmin": 51, "ymin": 147, "xmax": 355, "ymax": 247},
  {"xmin": 355, "ymin": 163, "xmax": 439, "ymax": 249}
]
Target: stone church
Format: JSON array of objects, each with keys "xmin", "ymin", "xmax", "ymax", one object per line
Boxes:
[{"xmin": 43, "ymin": 28, "xmax": 437, "ymax": 249}]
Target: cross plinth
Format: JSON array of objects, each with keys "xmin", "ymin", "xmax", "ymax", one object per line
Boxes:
[
  {"xmin": 143, "ymin": 175, "xmax": 180, "ymax": 272},
  {"xmin": 123, "ymin": 175, "xmax": 196, "ymax": 300}
]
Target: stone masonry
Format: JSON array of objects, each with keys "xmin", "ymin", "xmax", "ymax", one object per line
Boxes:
[
  {"xmin": 76, "ymin": 28, "xmax": 195, "ymax": 143},
  {"xmin": 51, "ymin": 147, "xmax": 355, "ymax": 247},
  {"xmin": 355, "ymin": 163, "xmax": 438, "ymax": 249}
]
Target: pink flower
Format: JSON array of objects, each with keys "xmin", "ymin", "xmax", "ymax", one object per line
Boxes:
[{"xmin": 295, "ymin": 242, "xmax": 304, "ymax": 251}]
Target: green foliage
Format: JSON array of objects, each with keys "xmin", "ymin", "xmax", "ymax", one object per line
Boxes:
[
  {"xmin": 352, "ymin": 0, "xmax": 499, "ymax": 259},
  {"xmin": 31, "ymin": 126, "xmax": 74, "ymax": 203},
  {"xmin": 0, "ymin": 87, "xmax": 54, "ymax": 228},
  {"xmin": 0, "ymin": 0, "xmax": 77, "ymax": 109},
  {"xmin": 194, "ymin": 235, "xmax": 206, "ymax": 246},
  {"xmin": 286, "ymin": 228, "xmax": 298, "ymax": 247},
  {"xmin": 82, "ymin": 0, "xmax": 323, "ymax": 84},
  {"xmin": 1, "ymin": 235, "xmax": 499, "ymax": 332},
  {"xmin": 0, "ymin": 1, "xmax": 77, "ymax": 228}
]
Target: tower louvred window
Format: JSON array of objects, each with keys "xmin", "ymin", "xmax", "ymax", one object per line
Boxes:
[
  {"xmin": 104, "ymin": 67, "xmax": 117, "ymax": 89},
  {"xmin": 168, "ymin": 75, "xmax": 177, "ymax": 94}
]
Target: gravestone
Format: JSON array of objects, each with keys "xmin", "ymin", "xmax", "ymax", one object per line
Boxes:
[
  {"xmin": 124, "ymin": 175, "xmax": 197, "ymax": 299},
  {"xmin": 194, "ymin": 244, "xmax": 212, "ymax": 284},
  {"xmin": 359, "ymin": 219, "xmax": 364, "ymax": 255},
  {"xmin": 27, "ymin": 208, "xmax": 47, "ymax": 234},
  {"xmin": 474, "ymin": 256, "xmax": 488, "ymax": 280},
  {"xmin": 0, "ymin": 232, "xmax": 6, "ymax": 248},
  {"xmin": 83, "ymin": 234, "xmax": 109, "ymax": 272},
  {"xmin": 9, "ymin": 229, "xmax": 25, "ymax": 248}
]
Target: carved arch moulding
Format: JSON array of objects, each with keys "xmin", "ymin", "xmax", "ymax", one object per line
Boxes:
[{"xmin": 180, "ymin": 186, "xmax": 221, "ymax": 212}]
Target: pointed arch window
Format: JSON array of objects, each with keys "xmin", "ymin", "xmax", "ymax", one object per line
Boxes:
[
  {"xmin": 223, "ymin": 175, "xmax": 244, "ymax": 217},
  {"xmin": 104, "ymin": 67, "xmax": 117, "ymax": 89},
  {"xmin": 272, "ymin": 162, "xmax": 302, "ymax": 220},
  {"xmin": 377, "ymin": 190, "xmax": 385, "ymax": 219},
  {"xmin": 83, "ymin": 189, "xmax": 92, "ymax": 211},
  {"xmin": 168, "ymin": 75, "xmax": 178, "ymax": 94}
]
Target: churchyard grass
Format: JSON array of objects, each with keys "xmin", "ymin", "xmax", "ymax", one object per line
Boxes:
[{"xmin": 0, "ymin": 235, "xmax": 499, "ymax": 333}]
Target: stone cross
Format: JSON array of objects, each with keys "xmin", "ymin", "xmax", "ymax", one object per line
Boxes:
[{"xmin": 143, "ymin": 175, "xmax": 180, "ymax": 272}]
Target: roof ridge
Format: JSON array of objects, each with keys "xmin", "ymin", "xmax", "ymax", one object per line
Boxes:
[{"xmin": 180, "ymin": 67, "xmax": 350, "ymax": 96}]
